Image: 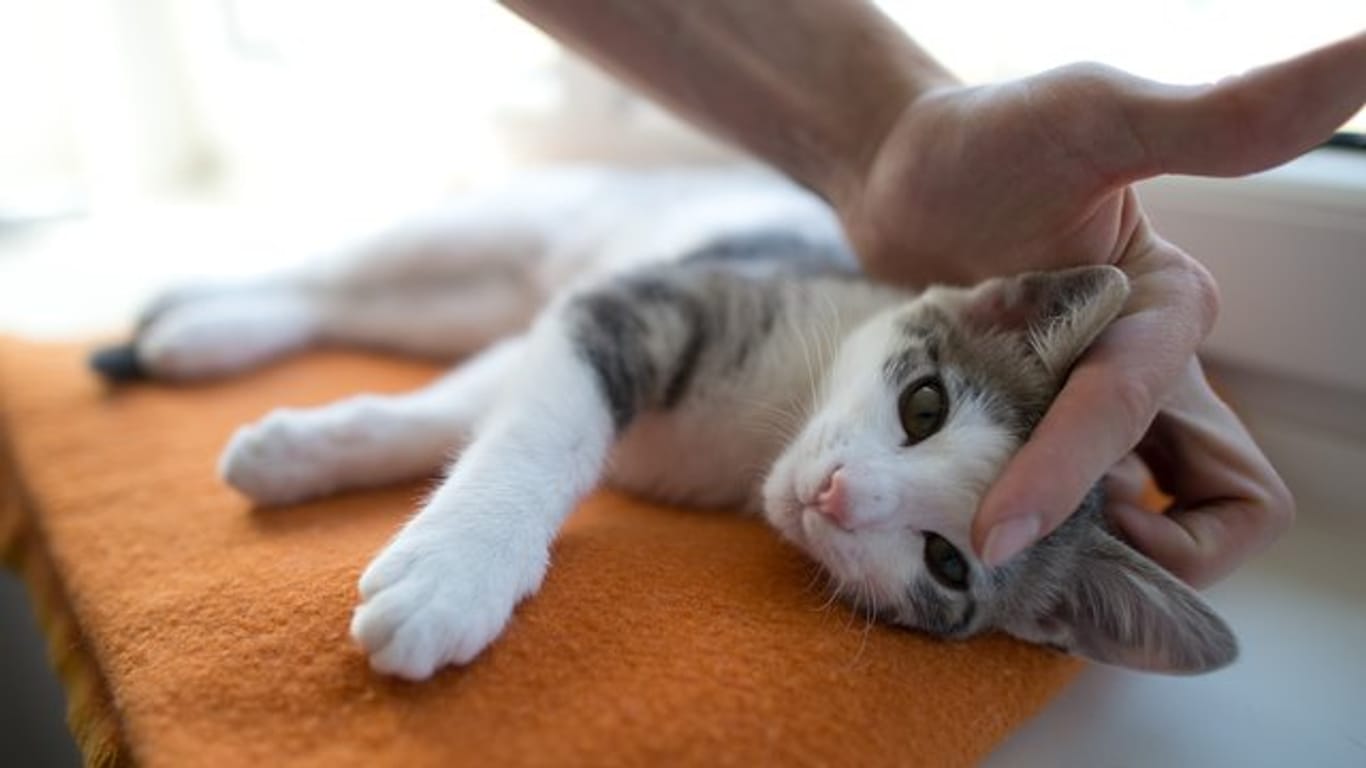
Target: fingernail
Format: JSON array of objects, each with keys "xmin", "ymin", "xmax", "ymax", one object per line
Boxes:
[{"xmin": 982, "ymin": 515, "xmax": 1041, "ymax": 567}]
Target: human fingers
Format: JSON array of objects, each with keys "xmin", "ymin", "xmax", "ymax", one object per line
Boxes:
[
  {"xmin": 1022, "ymin": 31, "xmax": 1366, "ymax": 189},
  {"xmin": 1123, "ymin": 30, "xmax": 1366, "ymax": 179},
  {"xmin": 1109, "ymin": 359, "xmax": 1294, "ymax": 588},
  {"xmin": 971, "ymin": 235, "xmax": 1218, "ymax": 566},
  {"xmin": 1103, "ymin": 453, "xmax": 1155, "ymax": 507}
]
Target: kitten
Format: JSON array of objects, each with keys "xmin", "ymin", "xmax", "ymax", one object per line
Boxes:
[{"xmin": 93, "ymin": 166, "xmax": 1236, "ymax": 680}]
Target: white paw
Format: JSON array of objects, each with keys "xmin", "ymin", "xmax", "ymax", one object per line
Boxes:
[
  {"xmin": 136, "ymin": 293, "xmax": 316, "ymax": 380},
  {"xmin": 219, "ymin": 408, "xmax": 346, "ymax": 505},
  {"xmin": 350, "ymin": 514, "xmax": 548, "ymax": 680}
]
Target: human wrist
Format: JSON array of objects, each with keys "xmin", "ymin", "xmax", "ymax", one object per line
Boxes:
[
  {"xmin": 501, "ymin": 0, "xmax": 957, "ymax": 208},
  {"xmin": 796, "ymin": 12, "xmax": 961, "ymax": 213},
  {"xmin": 814, "ymin": 54, "xmax": 955, "ymax": 216}
]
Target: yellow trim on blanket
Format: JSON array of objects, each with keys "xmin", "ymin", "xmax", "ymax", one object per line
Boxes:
[{"xmin": 1, "ymin": 428, "xmax": 131, "ymax": 768}]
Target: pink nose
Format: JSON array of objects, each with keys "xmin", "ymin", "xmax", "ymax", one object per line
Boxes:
[{"xmin": 814, "ymin": 467, "xmax": 849, "ymax": 527}]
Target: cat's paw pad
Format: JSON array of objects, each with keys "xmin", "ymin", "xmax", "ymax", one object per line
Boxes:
[
  {"xmin": 219, "ymin": 410, "xmax": 337, "ymax": 505},
  {"xmin": 351, "ymin": 522, "xmax": 547, "ymax": 680}
]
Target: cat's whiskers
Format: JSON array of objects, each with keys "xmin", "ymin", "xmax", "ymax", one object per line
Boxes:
[
  {"xmin": 814, "ymin": 573, "xmax": 845, "ymax": 614},
  {"xmin": 840, "ymin": 584, "xmax": 861, "ymax": 633},
  {"xmin": 845, "ymin": 578, "xmax": 877, "ymax": 667},
  {"xmin": 736, "ymin": 396, "xmax": 805, "ymax": 444},
  {"xmin": 800, "ymin": 562, "xmax": 827, "ymax": 595},
  {"xmin": 813, "ymin": 291, "xmax": 843, "ymax": 398},
  {"xmin": 782, "ymin": 291, "xmax": 823, "ymax": 413},
  {"xmin": 736, "ymin": 406, "xmax": 794, "ymax": 438}
]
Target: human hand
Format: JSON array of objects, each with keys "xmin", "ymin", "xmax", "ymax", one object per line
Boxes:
[
  {"xmin": 840, "ymin": 32, "xmax": 1365, "ymax": 585},
  {"xmin": 1103, "ymin": 359, "xmax": 1291, "ymax": 588}
]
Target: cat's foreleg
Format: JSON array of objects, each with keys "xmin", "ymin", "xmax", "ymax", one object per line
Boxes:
[
  {"xmin": 349, "ymin": 314, "xmax": 625, "ymax": 679},
  {"xmin": 218, "ymin": 339, "xmax": 524, "ymax": 506}
]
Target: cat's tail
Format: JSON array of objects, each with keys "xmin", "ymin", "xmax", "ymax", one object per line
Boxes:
[{"xmin": 89, "ymin": 343, "xmax": 146, "ymax": 382}]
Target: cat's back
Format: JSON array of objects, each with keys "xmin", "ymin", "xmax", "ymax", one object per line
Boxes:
[{"xmin": 521, "ymin": 164, "xmax": 851, "ymax": 288}]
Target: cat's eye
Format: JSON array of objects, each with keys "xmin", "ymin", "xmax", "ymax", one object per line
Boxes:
[
  {"xmin": 923, "ymin": 532, "xmax": 970, "ymax": 591},
  {"xmin": 898, "ymin": 377, "xmax": 947, "ymax": 445}
]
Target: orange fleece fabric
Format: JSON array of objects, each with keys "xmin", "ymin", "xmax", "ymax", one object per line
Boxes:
[{"xmin": 0, "ymin": 338, "xmax": 1080, "ymax": 767}]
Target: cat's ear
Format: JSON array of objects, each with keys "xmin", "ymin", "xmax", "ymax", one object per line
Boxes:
[
  {"xmin": 1008, "ymin": 529, "xmax": 1237, "ymax": 674},
  {"xmin": 960, "ymin": 265, "xmax": 1129, "ymax": 377}
]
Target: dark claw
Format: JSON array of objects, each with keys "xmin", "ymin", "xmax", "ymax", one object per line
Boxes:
[{"xmin": 89, "ymin": 343, "xmax": 146, "ymax": 382}]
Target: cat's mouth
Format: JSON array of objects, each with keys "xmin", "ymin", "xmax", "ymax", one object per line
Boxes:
[
  {"xmin": 773, "ymin": 500, "xmax": 889, "ymax": 596},
  {"xmin": 798, "ymin": 506, "xmax": 849, "ymax": 548},
  {"xmin": 763, "ymin": 493, "xmax": 827, "ymax": 547},
  {"xmin": 763, "ymin": 470, "xmax": 908, "ymax": 605}
]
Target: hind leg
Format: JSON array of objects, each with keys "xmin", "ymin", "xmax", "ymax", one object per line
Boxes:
[
  {"xmin": 220, "ymin": 338, "xmax": 522, "ymax": 505},
  {"xmin": 116, "ymin": 271, "xmax": 538, "ymax": 382},
  {"xmin": 98, "ymin": 169, "xmax": 615, "ymax": 381}
]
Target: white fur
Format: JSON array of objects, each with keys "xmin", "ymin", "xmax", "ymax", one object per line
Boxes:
[
  {"xmin": 138, "ymin": 292, "xmax": 319, "ymax": 380},
  {"xmin": 222, "ymin": 339, "xmax": 523, "ymax": 505},
  {"xmin": 349, "ymin": 320, "xmax": 617, "ymax": 679}
]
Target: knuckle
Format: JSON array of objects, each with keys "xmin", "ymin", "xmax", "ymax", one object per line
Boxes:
[
  {"xmin": 1046, "ymin": 63, "xmax": 1155, "ymax": 177},
  {"xmin": 1055, "ymin": 61, "xmax": 1127, "ymax": 93},
  {"xmin": 1183, "ymin": 259, "xmax": 1222, "ymax": 334},
  {"xmin": 1109, "ymin": 373, "xmax": 1157, "ymax": 444},
  {"xmin": 1258, "ymin": 474, "xmax": 1297, "ymax": 541},
  {"xmin": 1168, "ymin": 550, "xmax": 1211, "ymax": 588}
]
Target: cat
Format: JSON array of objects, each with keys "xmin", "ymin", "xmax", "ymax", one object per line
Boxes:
[{"xmin": 92, "ymin": 166, "xmax": 1237, "ymax": 680}]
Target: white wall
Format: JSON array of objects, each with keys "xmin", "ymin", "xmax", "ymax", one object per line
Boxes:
[{"xmin": 1139, "ymin": 148, "xmax": 1366, "ymax": 515}]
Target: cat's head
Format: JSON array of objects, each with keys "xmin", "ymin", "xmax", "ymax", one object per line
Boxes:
[{"xmin": 762, "ymin": 265, "xmax": 1237, "ymax": 674}]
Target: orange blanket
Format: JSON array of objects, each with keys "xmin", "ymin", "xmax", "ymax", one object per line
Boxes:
[{"xmin": 0, "ymin": 339, "xmax": 1079, "ymax": 767}]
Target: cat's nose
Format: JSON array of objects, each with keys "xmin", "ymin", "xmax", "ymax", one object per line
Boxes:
[{"xmin": 815, "ymin": 467, "xmax": 850, "ymax": 528}]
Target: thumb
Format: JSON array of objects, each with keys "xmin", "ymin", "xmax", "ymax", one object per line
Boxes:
[{"xmin": 1132, "ymin": 30, "xmax": 1366, "ymax": 178}]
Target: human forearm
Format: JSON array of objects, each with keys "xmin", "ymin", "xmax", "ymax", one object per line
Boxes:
[{"xmin": 499, "ymin": 0, "xmax": 956, "ymax": 205}]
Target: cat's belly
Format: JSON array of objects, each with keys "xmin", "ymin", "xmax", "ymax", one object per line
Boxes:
[{"xmin": 604, "ymin": 409, "xmax": 783, "ymax": 512}]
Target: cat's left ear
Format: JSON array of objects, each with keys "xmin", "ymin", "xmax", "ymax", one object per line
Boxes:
[
  {"xmin": 1006, "ymin": 528, "xmax": 1238, "ymax": 674},
  {"xmin": 960, "ymin": 265, "xmax": 1129, "ymax": 377}
]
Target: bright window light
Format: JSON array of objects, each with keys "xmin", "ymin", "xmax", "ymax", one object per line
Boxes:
[{"xmin": 877, "ymin": 1, "xmax": 1366, "ymax": 133}]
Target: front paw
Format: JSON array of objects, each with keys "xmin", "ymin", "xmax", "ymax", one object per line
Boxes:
[
  {"xmin": 350, "ymin": 517, "xmax": 548, "ymax": 680},
  {"xmin": 219, "ymin": 409, "xmax": 334, "ymax": 506}
]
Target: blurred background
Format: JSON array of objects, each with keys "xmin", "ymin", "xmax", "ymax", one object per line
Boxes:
[{"xmin": 1, "ymin": 2, "xmax": 1364, "ymax": 766}]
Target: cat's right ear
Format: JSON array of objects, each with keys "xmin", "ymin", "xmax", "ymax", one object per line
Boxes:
[{"xmin": 958, "ymin": 265, "xmax": 1129, "ymax": 379}]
